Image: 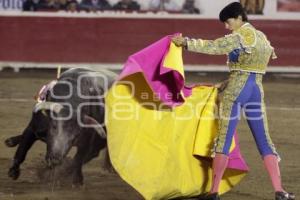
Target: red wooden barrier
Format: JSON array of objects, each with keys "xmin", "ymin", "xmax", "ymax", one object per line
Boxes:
[{"xmin": 0, "ymin": 16, "xmax": 299, "ymax": 67}]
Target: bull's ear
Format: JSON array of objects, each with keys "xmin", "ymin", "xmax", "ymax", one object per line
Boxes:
[{"xmin": 83, "ymin": 115, "xmax": 106, "ymax": 138}]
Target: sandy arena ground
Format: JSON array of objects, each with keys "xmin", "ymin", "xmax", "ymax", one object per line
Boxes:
[{"xmin": 0, "ymin": 69, "xmax": 299, "ymax": 200}]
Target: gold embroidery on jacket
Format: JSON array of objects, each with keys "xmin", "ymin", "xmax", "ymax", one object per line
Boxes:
[{"xmin": 187, "ymin": 23, "xmax": 276, "ymax": 74}]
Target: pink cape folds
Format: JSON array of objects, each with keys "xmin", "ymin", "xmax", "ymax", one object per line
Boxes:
[
  {"xmin": 106, "ymin": 35, "xmax": 249, "ymax": 199},
  {"xmin": 118, "ymin": 34, "xmax": 193, "ymax": 107}
]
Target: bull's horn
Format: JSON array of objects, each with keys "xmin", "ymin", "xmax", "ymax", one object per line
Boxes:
[
  {"xmin": 93, "ymin": 125, "xmax": 107, "ymax": 139},
  {"xmin": 83, "ymin": 115, "xmax": 107, "ymax": 138},
  {"xmin": 34, "ymin": 102, "xmax": 64, "ymax": 114}
]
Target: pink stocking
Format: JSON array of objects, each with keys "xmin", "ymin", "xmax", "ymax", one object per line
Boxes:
[
  {"xmin": 263, "ymin": 154, "xmax": 284, "ymax": 192},
  {"xmin": 210, "ymin": 153, "xmax": 229, "ymax": 194}
]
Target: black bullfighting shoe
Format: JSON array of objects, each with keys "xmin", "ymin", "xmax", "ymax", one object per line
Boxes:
[
  {"xmin": 197, "ymin": 193, "xmax": 220, "ymax": 200},
  {"xmin": 275, "ymin": 191, "xmax": 295, "ymax": 200}
]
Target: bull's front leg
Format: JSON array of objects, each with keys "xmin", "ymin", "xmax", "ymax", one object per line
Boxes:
[
  {"xmin": 8, "ymin": 127, "xmax": 37, "ymax": 180},
  {"xmin": 81, "ymin": 132, "xmax": 114, "ymax": 174},
  {"xmin": 100, "ymin": 147, "xmax": 115, "ymax": 174},
  {"xmin": 69, "ymin": 131, "xmax": 101, "ymax": 186},
  {"xmin": 71, "ymin": 148, "xmax": 85, "ymax": 187}
]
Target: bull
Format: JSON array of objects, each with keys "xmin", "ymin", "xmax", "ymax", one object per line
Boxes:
[{"xmin": 5, "ymin": 68, "xmax": 117, "ymax": 186}]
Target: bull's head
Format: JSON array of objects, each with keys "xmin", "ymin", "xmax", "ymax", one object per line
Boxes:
[{"xmin": 34, "ymin": 102, "xmax": 106, "ymax": 167}]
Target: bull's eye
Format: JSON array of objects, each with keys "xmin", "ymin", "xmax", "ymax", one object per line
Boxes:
[{"xmin": 51, "ymin": 122, "xmax": 58, "ymax": 130}]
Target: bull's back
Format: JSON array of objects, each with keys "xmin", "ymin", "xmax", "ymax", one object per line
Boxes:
[{"xmin": 49, "ymin": 67, "xmax": 117, "ymax": 123}]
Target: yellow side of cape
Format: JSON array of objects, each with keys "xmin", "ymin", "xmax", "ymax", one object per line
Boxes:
[
  {"xmin": 163, "ymin": 42, "xmax": 185, "ymax": 77},
  {"xmin": 105, "ymin": 74, "xmax": 246, "ymax": 200}
]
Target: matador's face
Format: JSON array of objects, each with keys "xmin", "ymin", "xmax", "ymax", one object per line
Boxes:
[{"xmin": 224, "ymin": 16, "xmax": 244, "ymax": 31}]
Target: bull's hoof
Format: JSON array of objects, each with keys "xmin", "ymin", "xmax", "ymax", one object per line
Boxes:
[
  {"xmin": 5, "ymin": 138, "xmax": 19, "ymax": 147},
  {"xmin": 72, "ymin": 174, "xmax": 84, "ymax": 187},
  {"xmin": 99, "ymin": 165, "xmax": 116, "ymax": 176},
  {"xmin": 8, "ymin": 167, "xmax": 20, "ymax": 180},
  {"xmin": 72, "ymin": 183, "xmax": 84, "ymax": 189}
]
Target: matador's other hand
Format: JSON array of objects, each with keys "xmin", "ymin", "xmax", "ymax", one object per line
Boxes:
[{"xmin": 171, "ymin": 35, "xmax": 187, "ymax": 47}]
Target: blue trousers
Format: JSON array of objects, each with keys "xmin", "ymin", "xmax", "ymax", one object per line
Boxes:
[{"xmin": 214, "ymin": 71, "xmax": 279, "ymax": 158}]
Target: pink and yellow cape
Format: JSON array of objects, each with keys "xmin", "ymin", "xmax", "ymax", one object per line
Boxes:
[{"xmin": 105, "ymin": 35, "xmax": 248, "ymax": 200}]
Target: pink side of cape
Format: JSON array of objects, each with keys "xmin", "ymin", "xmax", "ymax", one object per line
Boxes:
[{"xmin": 118, "ymin": 34, "xmax": 192, "ymax": 107}]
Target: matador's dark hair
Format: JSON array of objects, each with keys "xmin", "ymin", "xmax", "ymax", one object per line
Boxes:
[{"xmin": 219, "ymin": 2, "xmax": 248, "ymax": 22}]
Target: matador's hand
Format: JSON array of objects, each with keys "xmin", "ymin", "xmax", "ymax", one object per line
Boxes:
[
  {"xmin": 215, "ymin": 79, "xmax": 229, "ymax": 93},
  {"xmin": 216, "ymin": 80, "xmax": 228, "ymax": 105},
  {"xmin": 171, "ymin": 35, "xmax": 187, "ymax": 47}
]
